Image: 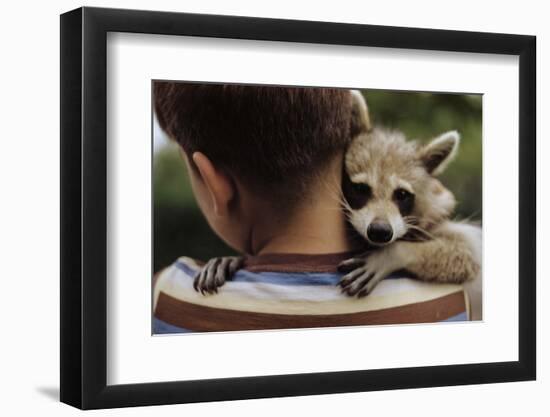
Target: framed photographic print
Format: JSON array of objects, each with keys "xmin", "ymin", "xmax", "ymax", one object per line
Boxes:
[{"xmin": 60, "ymin": 6, "xmax": 536, "ymax": 409}]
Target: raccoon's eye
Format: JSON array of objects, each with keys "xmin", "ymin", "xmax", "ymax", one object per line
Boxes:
[
  {"xmin": 393, "ymin": 188, "xmax": 415, "ymax": 216},
  {"xmin": 351, "ymin": 182, "xmax": 372, "ymax": 196},
  {"xmin": 343, "ymin": 176, "xmax": 371, "ymax": 209},
  {"xmin": 393, "ymin": 188, "xmax": 413, "ymax": 202}
]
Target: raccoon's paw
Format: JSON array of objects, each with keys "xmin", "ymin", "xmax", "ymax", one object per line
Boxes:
[
  {"xmin": 337, "ymin": 251, "xmax": 398, "ymax": 298},
  {"xmin": 193, "ymin": 256, "xmax": 244, "ymax": 295}
]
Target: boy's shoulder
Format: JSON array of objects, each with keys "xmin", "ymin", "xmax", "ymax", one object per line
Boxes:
[
  {"xmin": 153, "ymin": 254, "xmax": 470, "ymax": 334},
  {"xmin": 153, "ymin": 256, "xmax": 202, "ymax": 308}
]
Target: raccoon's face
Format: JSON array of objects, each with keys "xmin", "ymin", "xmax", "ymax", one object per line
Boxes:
[{"xmin": 343, "ymin": 128, "xmax": 459, "ymax": 246}]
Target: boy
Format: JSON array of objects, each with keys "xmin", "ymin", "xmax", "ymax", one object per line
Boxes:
[{"xmin": 152, "ymin": 83, "xmax": 470, "ymax": 334}]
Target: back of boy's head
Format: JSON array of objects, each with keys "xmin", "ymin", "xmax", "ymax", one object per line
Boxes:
[{"xmin": 154, "ymin": 82, "xmax": 354, "ymax": 204}]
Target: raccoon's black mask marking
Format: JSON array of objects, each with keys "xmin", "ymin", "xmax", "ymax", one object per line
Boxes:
[
  {"xmin": 393, "ymin": 188, "xmax": 415, "ymax": 216},
  {"xmin": 342, "ymin": 168, "xmax": 371, "ymax": 210}
]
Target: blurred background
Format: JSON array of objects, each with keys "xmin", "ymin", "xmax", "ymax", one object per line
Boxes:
[{"xmin": 153, "ymin": 89, "xmax": 482, "ymax": 272}]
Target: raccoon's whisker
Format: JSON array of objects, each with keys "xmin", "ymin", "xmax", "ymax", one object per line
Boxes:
[
  {"xmin": 341, "ymin": 203, "xmax": 352, "ymax": 215},
  {"xmin": 405, "ymin": 223, "xmax": 436, "ymax": 241},
  {"xmin": 321, "ymin": 179, "xmax": 347, "ymax": 207},
  {"xmin": 329, "ymin": 190, "xmax": 345, "ymax": 206},
  {"xmin": 405, "ymin": 222, "xmax": 429, "ymax": 233},
  {"xmin": 452, "ymin": 211, "xmax": 481, "ymax": 225},
  {"xmin": 403, "ymin": 215, "xmax": 420, "ymax": 225},
  {"xmin": 344, "ymin": 212, "xmax": 354, "ymax": 223},
  {"xmin": 316, "ymin": 181, "xmax": 356, "ymax": 215},
  {"xmin": 339, "ymin": 196, "xmax": 353, "ymax": 213}
]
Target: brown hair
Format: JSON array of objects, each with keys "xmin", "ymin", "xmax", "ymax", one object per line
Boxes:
[{"xmin": 154, "ymin": 82, "xmax": 353, "ymax": 201}]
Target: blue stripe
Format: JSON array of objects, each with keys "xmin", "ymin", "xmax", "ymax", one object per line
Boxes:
[
  {"xmin": 174, "ymin": 260, "xmax": 408, "ymax": 286},
  {"xmin": 153, "ymin": 317, "xmax": 193, "ymax": 334},
  {"xmin": 442, "ymin": 312, "xmax": 468, "ymax": 322},
  {"xmin": 175, "ymin": 260, "xmax": 341, "ymax": 285},
  {"xmin": 234, "ymin": 270, "xmax": 341, "ymax": 285},
  {"xmin": 174, "ymin": 261, "xmax": 198, "ymax": 276}
]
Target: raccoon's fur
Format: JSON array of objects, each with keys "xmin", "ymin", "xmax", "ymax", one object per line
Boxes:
[{"xmin": 338, "ymin": 92, "xmax": 481, "ymax": 313}]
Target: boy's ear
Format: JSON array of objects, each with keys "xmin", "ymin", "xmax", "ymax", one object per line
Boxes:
[
  {"xmin": 192, "ymin": 152, "xmax": 235, "ymax": 216},
  {"xmin": 350, "ymin": 90, "xmax": 372, "ymax": 136},
  {"xmin": 419, "ymin": 130, "xmax": 460, "ymax": 176}
]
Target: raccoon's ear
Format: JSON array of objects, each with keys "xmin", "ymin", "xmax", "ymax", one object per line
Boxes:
[
  {"xmin": 419, "ymin": 130, "xmax": 460, "ymax": 175},
  {"xmin": 350, "ymin": 90, "xmax": 372, "ymax": 136}
]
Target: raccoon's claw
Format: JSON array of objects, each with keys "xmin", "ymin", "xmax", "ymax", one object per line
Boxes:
[
  {"xmin": 357, "ymin": 273, "xmax": 386, "ymax": 297},
  {"xmin": 337, "ymin": 257, "xmax": 367, "ymax": 273},
  {"xmin": 338, "ymin": 255, "xmax": 390, "ymax": 298},
  {"xmin": 193, "ymin": 256, "xmax": 244, "ymax": 295},
  {"xmin": 339, "ymin": 268, "xmax": 385, "ymax": 298},
  {"xmin": 339, "ymin": 268, "xmax": 374, "ymax": 296},
  {"xmin": 338, "ymin": 265, "xmax": 366, "ymax": 288}
]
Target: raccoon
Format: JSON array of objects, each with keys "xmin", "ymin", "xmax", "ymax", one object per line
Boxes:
[{"xmin": 338, "ymin": 124, "xmax": 481, "ymax": 300}]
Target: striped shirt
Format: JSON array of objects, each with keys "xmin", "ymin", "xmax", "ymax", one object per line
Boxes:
[{"xmin": 153, "ymin": 252, "xmax": 470, "ymax": 334}]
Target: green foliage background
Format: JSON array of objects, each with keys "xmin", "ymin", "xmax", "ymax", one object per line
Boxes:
[{"xmin": 153, "ymin": 89, "xmax": 482, "ymax": 272}]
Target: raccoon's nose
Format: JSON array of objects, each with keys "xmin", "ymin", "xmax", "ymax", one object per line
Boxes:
[{"xmin": 367, "ymin": 222, "xmax": 393, "ymax": 244}]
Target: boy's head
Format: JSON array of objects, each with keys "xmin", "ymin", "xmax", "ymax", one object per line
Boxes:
[{"xmin": 154, "ymin": 82, "xmax": 357, "ymax": 253}]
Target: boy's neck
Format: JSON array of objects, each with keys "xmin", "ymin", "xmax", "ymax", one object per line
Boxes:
[
  {"xmin": 246, "ymin": 160, "xmax": 359, "ymax": 256},
  {"xmin": 250, "ymin": 207, "xmax": 356, "ymax": 256}
]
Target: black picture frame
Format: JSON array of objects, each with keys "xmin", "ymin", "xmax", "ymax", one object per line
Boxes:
[{"xmin": 60, "ymin": 6, "xmax": 536, "ymax": 410}]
